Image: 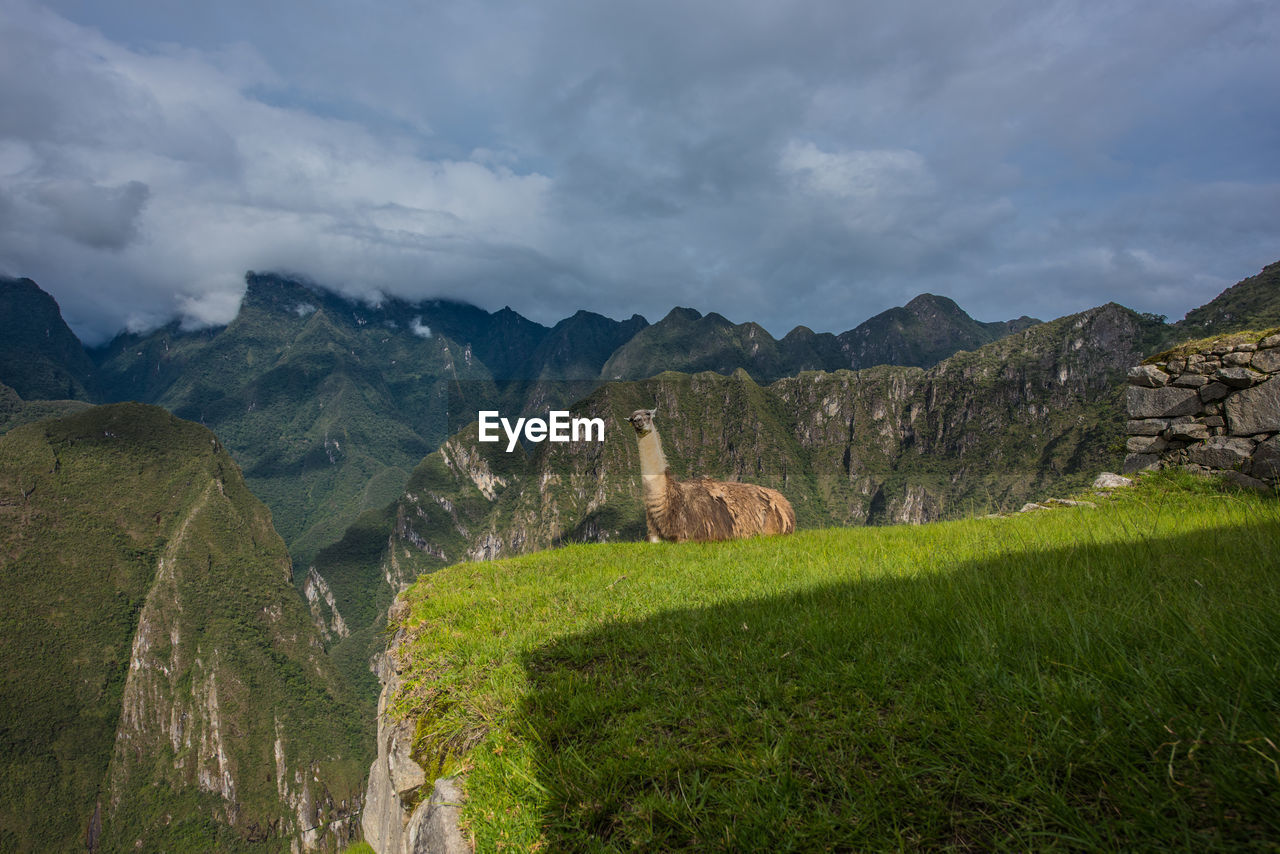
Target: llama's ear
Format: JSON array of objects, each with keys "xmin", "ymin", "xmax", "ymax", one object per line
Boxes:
[{"xmin": 649, "ymin": 405, "xmax": 658, "ymax": 416}]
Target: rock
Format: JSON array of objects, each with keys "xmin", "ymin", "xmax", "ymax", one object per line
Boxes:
[
  {"xmin": 364, "ymin": 661, "xmax": 430, "ymax": 854},
  {"xmin": 1216, "ymin": 367, "xmax": 1262, "ymax": 388},
  {"xmin": 1249, "ymin": 436, "xmax": 1280, "ymax": 480},
  {"xmin": 1225, "ymin": 377, "xmax": 1280, "ymax": 435},
  {"xmin": 1166, "ymin": 358, "xmax": 1187, "ymax": 373},
  {"xmin": 1223, "ymin": 351, "xmax": 1254, "ymax": 367},
  {"xmin": 1128, "ymin": 365, "xmax": 1170, "ymax": 387},
  {"xmin": 1126, "ymin": 419, "xmax": 1168, "ymax": 436},
  {"xmin": 1199, "ymin": 382, "xmax": 1229, "ymax": 403},
  {"xmin": 1166, "ymin": 422, "xmax": 1210, "ymax": 442},
  {"xmin": 1260, "ymin": 334, "xmax": 1280, "ymax": 349},
  {"xmin": 1251, "ymin": 348, "xmax": 1280, "ymax": 373},
  {"xmin": 1018, "ymin": 502, "xmax": 1048, "ymax": 513},
  {"xmin": 1126, "ymin": 435, "xmax": 1168, "ymax": 453},
  {"xmin": 1044, "ymin": 498, "xmax": 1097, "ymax": 507},
  {"xmin": 404, "ymin": 776, "xmax": 470, "ymax": 854},
  {"xmin": 1188, "ymin": 436, "xmax": 1255, "ymax": 469},
  {"xmin": 1092, "ymin": 472, "xmax": 1132, "ymax": 489},
  {"xmin": 1218, "ymin": 470, "xmax": 1271, "ymax": 492},
  {"xmin": 1202, "ymin": 416, "xmax": 1225, "ymax": 427},
  {"xmin": 1123, "ymin": 453, "xmax": 1161, "ymax": 474},
  {"xmin": 1171, "ymin": 373, "xmax": 1208, "ymax": 387},
  {"xmin": 1126, "ymin": 385, "xmax": 1202, "ymax": 419}
]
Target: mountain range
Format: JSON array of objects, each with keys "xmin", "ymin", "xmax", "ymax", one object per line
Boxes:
[
  {"xmin": 1, "ymin": 272, "xmax": 1043, "ymax": 570},
  {"xmin": 0, "ymin": 259, "xmax": 1277, "ymax": 850}
]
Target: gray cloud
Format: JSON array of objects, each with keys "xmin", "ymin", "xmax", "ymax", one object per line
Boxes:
[
  {"xmin": 30, "ymin": 179, "xmax": 150, "ymax": 249},
  {"xmin": 2, "ymin": 0, "xmax": 1278, "ymax": 344}
]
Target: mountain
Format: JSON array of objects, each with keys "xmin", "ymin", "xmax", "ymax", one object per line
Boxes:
[
  {"xmin": 0, "ymin": 276, "xmax": 98, "ymax": 402},
  {"xmin": 601, "ymin": 297, "xmax": 1039, "ymax": 384},
  {"xmin": 1178, "ymin": 260, "xmax": 1280, "ymax": 335},
  {"xmin": 600, "ymin": 307, "xmax": 805, "ymax": 383},
  {"xmin": 0, "ymin": 381, "xmax": 91, "ymax": 433},
  {"xmin": 0, "ymin": 403, "xmax": 369, "ymax": 852},
  {"xmin": 82, "ymin": 274, "xmax": 655, "ymax": 569},
  {"xmin": 2, "ymin": 273, "xmax": 1037, "ymax": 572},
  {"xmin": 835, "ymin": 292, "xmax": 1039, "ymax": 370}
]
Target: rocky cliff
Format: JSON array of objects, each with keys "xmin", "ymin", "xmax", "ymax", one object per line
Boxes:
[{"xmin": 0, "ymin": 403, "xmax": 370, "ymax": 852}]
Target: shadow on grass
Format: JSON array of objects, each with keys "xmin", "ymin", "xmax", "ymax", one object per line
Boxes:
[{"xmin": 517, "ymin": 520, "xmax": 1280, "ymax": 852}]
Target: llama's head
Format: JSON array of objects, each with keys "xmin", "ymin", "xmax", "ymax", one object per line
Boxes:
[{"xmin": 627, "ymin": 408, "xmax": 657, "ymax": 436}]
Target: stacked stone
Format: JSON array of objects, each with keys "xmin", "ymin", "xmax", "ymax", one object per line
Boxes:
[{"xmin": 1124, "ymin": 332, "xmax": 1280, "ymax": 490}]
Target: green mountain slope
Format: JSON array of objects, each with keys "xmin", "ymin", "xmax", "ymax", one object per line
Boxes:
[
  {"xmin": 1179, "ymin": 260, "xmax": 1280, "ymax": 335},
  {"xmin": 92, "ymin": 274, "xmax": 500, "ymax": 568},
  {"xmin": 0, "ymin": 382, "xmax": 91, "ymax": 434},
  {"xmin": 0, "ymin": 403, "xmax": 369, "ymax": 852},
  {"xmin": 86, "ymin": 274, "xmax": 653, "ymax": 569},
  {"xmin": 601, "ymin": 308, "xmax": 808, "ymax": 383},
  {"xmin": 0, "ymin": 277, "xmax": 98, "ymax": 402},
  {"xmin": 836, "ymin": 292, "xmax": 1039, "ymax": 369}
]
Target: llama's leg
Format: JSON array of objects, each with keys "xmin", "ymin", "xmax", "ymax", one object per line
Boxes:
[{"xmin": 646, "ymin": 516, "xmax": 662, "ymax": 543}]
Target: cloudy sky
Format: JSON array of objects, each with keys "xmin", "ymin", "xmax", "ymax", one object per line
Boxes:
[{"xmin": 1, "ymin": 0, "xmax": 1277, "ymax": 344}]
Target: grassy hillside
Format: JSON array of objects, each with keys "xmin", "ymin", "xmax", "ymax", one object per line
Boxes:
[
  {"xmin": 0, "ymin": 403, "xmax": 370, "ymax": 852},
  {"xmin": 386, "ymin": 472, "xmax": 1279, "ymax": 851},
  {"xmin": 1179, "ymin": 261, "xmax": 1280, "ymax": 335}
]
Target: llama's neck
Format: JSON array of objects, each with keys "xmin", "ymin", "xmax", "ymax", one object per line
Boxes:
[{"xmin": 636, "ymin": 429, "xmax": 669, "ymax": 490}]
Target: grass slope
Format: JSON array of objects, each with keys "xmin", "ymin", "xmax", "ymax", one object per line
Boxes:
[{"xmin": 388, "ymin": 473, "xmax": 1279, "ymax": 852}]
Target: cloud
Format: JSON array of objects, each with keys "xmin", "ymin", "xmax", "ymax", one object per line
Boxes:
[
  {"xmin": 410, "ymin": 316, "xmax": 432, "ymax": 338},
  {"xmin": 1, "ymin": 0, "xmax": 1278, "ymax": 343},
  {"xmin": 28, "ymin": 179, "xmax": 150, "ymax": 249}
]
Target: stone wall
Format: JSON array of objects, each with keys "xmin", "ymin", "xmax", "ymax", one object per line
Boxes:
[{"xmin": 1124, "ymin": 331, "xmax": 1280, "ymax": 490}]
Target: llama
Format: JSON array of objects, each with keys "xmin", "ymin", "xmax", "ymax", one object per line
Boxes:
[{"xmin": 626, "ymin": 408, "xmax": 796, "ymax": 543}]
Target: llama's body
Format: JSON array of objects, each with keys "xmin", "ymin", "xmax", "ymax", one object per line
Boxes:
[{"xmin": 628, "ymin": 409, "xmax": 795, "ymax": 543}]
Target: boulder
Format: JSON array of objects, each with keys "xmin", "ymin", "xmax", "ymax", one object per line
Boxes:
[
  {"xmin": 1188, "ymin": 436, "xmax": 1254, "ymax": 470},
  {"xmin": 1123, "ymin": 453, "xmax": 1160, "ymax": 474},
  {"xmin": 1223, "ymin": 351, "xmax": 1254, "ymax": 367},
  {"xmin": 1199, "ymin": 382, "xmax": 1229, "ymax": 403},
  {"xmin": 1251, "ymin": 347, "xmax": 1280, "ymax": 373},
  {"xmin": 1092, "ymin": 472, "xmax": 1132, "ymax": 489},
  {"xmin": 1216, "ymin": 367, "xmax": 1262, "ymax": 388},
  {"xmin": 1218, "ymin": 470, "xmax": 1271, "ymax": 492},
  {"xmin": 1225, "ymin": 377, "xmax": 1280, "ymax": 435},
  {"xmin": 1249, "ymin": 436, "xmax": 1280, "ymax": 480},
  {"xmin": 1126, "ymin": 385, "xmax": 1201, "ymax": 419},
  {"xmin": 1166, "ymin": 422, "xmax": 1210, "ymax": 442},
  {"xmin": 1128, "ymin": 365, "xmax": 1170, "ymax": 387},
  {"xmin": 1260, "ymin": 334, "xmax": 1280, "ymax": 349},
  {"xmin": 1126, "ymin": 435, "xmax": 1168, "ymax": 453},
  {"xmin": 1172, "ymin": 373, "xmax": 1208, "ymax": 388},
  {"xmin": 1126, "ymin": 419, "xmax": 1167, "ymax": 436}
]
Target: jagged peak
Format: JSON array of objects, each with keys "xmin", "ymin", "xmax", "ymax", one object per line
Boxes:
[
  {"xmin": 660, "ymin": 307, "xmax": 703, "ymax": 324},
  {"xmin": 903, "ymin": 293, "xmax": 967, "ymax": 317},
  {"xmin": 703, "ymin": 311, "xmax": 736, "ymax": 329}
]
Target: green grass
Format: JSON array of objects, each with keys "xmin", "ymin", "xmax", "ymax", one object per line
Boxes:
[{"xmin": 390, "ymin": 472, "xmax": 1280, "ymax": 851}]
